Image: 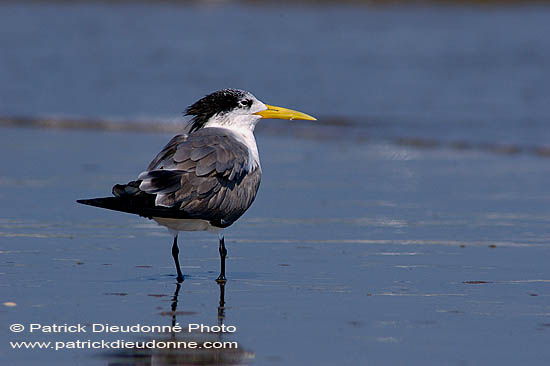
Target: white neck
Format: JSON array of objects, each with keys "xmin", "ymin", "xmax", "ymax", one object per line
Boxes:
[
  {"xmin": 203, "ymin": 121, "xmax": 261, "ymax": 172},
  {"xmin": 197, "ymin": 97, "xmax": 266, "ymax": 171}
]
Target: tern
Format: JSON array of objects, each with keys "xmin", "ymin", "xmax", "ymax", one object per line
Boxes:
[{"xmin": 77, "ymin": 89, "xmax": 316, "ymax": 283}]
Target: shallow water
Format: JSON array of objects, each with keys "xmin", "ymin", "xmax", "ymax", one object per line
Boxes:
[
  {"xmin": 1, "ymin": 2, "xmax": 550, "ymax": 366},
  {"xmin": 1, "ymin": 2, "xmax": 550, "ymax": 146},
  {"xmin": 1, "ymin": 127, "xmax": 550, "ymax": 365}
]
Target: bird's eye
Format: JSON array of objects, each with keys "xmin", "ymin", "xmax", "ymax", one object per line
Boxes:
[{"xmin": 239, "ymin": 100, "xmax": 252, "ymax": 108}]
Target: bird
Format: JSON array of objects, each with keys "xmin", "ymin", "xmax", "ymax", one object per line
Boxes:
[{"xmin": 77, "ymin": 89, "xmax": 316, "ymax": 283}]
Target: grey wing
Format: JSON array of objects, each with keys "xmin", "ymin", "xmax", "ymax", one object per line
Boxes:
[
  {"xmin": 146, "ymin": 134, "xmax": 188, "ymax": 171},
  {"xmin": 138, "ymin": 128, "xmax": 261, "ymax": 227}
]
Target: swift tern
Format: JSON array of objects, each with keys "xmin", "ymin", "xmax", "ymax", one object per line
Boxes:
[{"xmin": 77, "ymin": 89, "xmax": 316, "ymax": 282}]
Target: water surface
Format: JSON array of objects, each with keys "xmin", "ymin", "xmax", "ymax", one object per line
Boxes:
[{"xmin": 1, "ymin": 2, "xmax": 550, "ymax": 366}]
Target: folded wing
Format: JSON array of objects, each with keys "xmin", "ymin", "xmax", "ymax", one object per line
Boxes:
[{"xmin": 137, "ymin": 127, "xmax": 261, "ymax": 227}]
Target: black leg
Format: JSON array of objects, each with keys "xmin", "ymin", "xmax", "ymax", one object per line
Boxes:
[
  {"xmin": 217, "ymin": 281, "xmax": 226, "ymax": 322},
  {"xmin": 216, "ymin": 234, "xmax": 227, "ymax": 283},
  {"xmin": 171, "ymin": 235, "xmax": 184, "ymax": 283}
]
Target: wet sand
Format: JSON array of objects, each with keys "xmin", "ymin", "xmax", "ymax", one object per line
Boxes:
[
  {"xmin": 2, "ymin": 3, "xmax": 550, "ymax": 363},
  {"xmin": 1, "ymin": 126, "xmax": 549, "ymax": 365}
]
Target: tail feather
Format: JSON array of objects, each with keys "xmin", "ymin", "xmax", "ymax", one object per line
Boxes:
[
  {"xmin": 77, "ymin": 197, "xmax": 147, "ymax": 216},
  {"xmin": 112, "ymin": 180, "xmax": 142, "ymax": 197},
  {"xmin": 77, "ymin": 180, "xmax": 192, "ymax": 220},
  {"xmin": 77, "ymin": 197, "xmax": 192, "ymax": 219}
]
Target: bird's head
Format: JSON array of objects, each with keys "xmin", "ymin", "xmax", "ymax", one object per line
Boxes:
[{"xmin": 185, "ymin": 89, "xmax": 316, "ymax": 133}]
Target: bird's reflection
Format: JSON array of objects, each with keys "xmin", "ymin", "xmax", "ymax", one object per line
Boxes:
[{"xmin": 106, "ymin": 282, "xmax": 253, "ymax": 366}]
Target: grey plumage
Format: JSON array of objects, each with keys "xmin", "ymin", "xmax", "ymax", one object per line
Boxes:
[
  {"xmin": 79, "ymin": 127, "xmax": 261, "ymax": 229},
  {"xmin": 76, "ymin": 88, "xmax": 315, "ymax": 282},
  {"xmin": 136, "ymin": 127, "xmax": 261, "ymax": 228}
]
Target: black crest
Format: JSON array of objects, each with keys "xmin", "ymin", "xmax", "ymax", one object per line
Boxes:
[{"xmin": 185, "ymin": 89, "xmax": 249, "ymax": 133}]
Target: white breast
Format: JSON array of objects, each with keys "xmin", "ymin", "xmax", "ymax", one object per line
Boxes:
[{"xmin": 153, "ymin": 217, "xmax": 222, "ymax": 233}]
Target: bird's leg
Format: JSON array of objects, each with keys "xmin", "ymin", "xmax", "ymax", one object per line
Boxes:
[
  {"xmin": 216, "ymin": 233, "xmax": 227, "ymax": 283},
  {"xmin": 217, "ymin": 280, "xmax": 226, "ymax": 323},
  {"xmin": 171, "ymin": 235, "xmax": 184, "ymax": 283}
]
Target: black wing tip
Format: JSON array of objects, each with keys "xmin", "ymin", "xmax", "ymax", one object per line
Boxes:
[
  {"xmin": 77, "ymin": 196, "xmax": 192, "ymax": 221},
  {"xmin": 76, "ymin": 197, "xmax": 114, "ymax": 207}
]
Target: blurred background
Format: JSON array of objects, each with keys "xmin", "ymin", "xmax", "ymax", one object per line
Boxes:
[
  {"xmin": 1, "ymin": 2, "xmax": 550, "ymax": 366},
  {"xmin": 1, "ymin": 1, "xmax": 549, "ymax": 148}
]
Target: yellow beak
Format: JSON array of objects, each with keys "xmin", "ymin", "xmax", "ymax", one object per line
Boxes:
[{"xmin": 254, "ymin": 104, "xmax": 317, "ymax": 121}]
